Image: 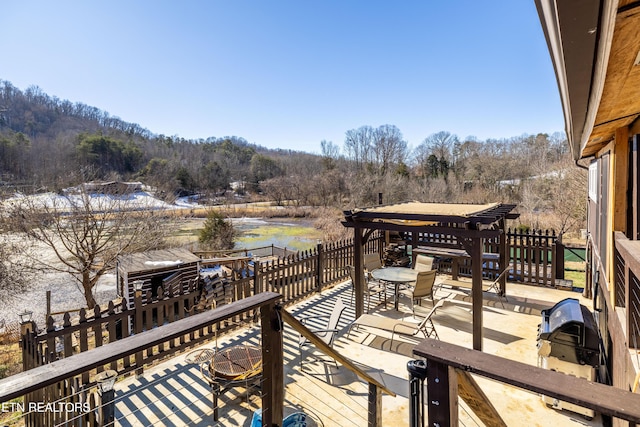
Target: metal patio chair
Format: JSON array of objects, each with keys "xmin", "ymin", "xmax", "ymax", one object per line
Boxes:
[
  {"xmin": 413, "ymin": 254, "xmax": 436, "ymax": 272},
  {"xmin": 298, "ymin": 298, "xmax": 347, "ymax": 369},
  {"xmin": 349, "ymin": 299, "xmax": 445, "ymax": 346},
  {"xmin": 398, "ymin": 269, "xmax": 437, "ymax": 316},
  {"xmin": 347, "ymin": 265, "xmax": 387, "ymax": 312}
]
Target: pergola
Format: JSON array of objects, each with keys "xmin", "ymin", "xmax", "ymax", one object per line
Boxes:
[{"xmin": 343, "ymin": 201, "xmax": 519, "ymax": 351}]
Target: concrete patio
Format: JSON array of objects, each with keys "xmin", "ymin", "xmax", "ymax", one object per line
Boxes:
[{"xmin": 111, "ymin": 276, "xmax": 603, "ymax": 426}]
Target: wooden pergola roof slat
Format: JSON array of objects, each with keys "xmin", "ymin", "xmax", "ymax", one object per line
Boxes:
[{"xmin": 344, "ymin": 202, "xmax": 518, "ymax": 227}]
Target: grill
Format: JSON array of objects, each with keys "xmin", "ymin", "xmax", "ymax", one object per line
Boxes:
[
  {"xmin": 537, "ymin": 297, "xmax": 600, "ymax": 418},
  {"xmin": 537, "ymin": 297, "xmax": 599, "ymax": 365}
]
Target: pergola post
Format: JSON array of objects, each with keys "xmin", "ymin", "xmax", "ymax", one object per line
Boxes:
[
  {"xmin": 459, "ymin": 234, "xmax": 484, "ymax": 351},
  {"xmin": 498, "ymin": 219, "xmax": 508, "ymax": 296},
  {"xmin": 354, "ymin": 227, "xmax": 365, "ymax": 318}
]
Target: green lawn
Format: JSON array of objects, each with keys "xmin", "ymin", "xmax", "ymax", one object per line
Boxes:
[{"xmin": 564, "ymin": 269, "xmax": 586, "ymax": 290}]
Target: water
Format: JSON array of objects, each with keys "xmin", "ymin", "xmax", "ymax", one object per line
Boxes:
[{"xmin": 232, "ymin": 218, "xmax": 323, "ymax": 252}]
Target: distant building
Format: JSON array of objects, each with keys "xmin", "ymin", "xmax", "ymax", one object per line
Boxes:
[{"xmin": 79, "ymin": 181, "xmax": 143, "ymax": 195}]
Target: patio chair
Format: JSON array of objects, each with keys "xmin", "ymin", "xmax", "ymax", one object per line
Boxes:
[
  {"xmin": 347, "ymin": 265, "xmax": 387, "ymax": 311},
  {"xmin": 364, "ymin": 252, "xmax": 383, "ymax": 272},
  {"xmin": 413, "ymin": 254, "xmax": 435, "ymax": 272},
  {"xmin": 298, "ymin": 298, "xmax": 347, "ymax": 369},
  {"xmin": 398, "ymin": 269, "xmax": 437, "ymax": 316},
  {"xmin": 349, "ymin": 299, "xmax": 445, "ymax": 346},
  {"xmin": 484, "ymin": 264, "xmax": 512, "ymax": 308},
  {"xmin": 364, "ymin": 252, "xmax": 391, "ymax": 295}
]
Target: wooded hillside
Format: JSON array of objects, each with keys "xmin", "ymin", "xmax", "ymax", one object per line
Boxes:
[{"xmin": 0, "ymin": 80, "xmax": 586, "ymax": 234}]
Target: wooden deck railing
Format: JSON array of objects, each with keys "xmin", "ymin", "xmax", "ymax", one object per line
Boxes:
[
  {"xmin": 413, "ymin": 338, "xmax": 640, "ymax": 426},
  {"xmin": 1, "ymin": 294, "xmax": 285, "ymax": 426},
  {"xmin": 19, "ymin": 228, "xmax": 563, "ymax": 381},
  {"xmin": 613, "ymin": 232, "xmax": 640, "ymax": 350},
  {"xmin": 1, "ymin": 293, "xmax": 395, "ymax": 427}
]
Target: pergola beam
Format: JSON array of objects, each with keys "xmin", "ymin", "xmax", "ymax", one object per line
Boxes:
[{"xmin": 342, "ymin": 222, "xmax": 502, "ymax": 239}]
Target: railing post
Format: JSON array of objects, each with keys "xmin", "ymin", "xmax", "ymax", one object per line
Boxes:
[
  {"xmin": 317, "ymin": 241, "xmax": 324, "ymax": 293},
  {"xmin": 554, "ymin": 234, "xmax": 565, "ymax": 280},
  {"xmin": 20, "ymin": 318, "xmax": 37, "ymax": 426},
  {"xmin": 408, "ymin": 360, "xmax": 428, "ymax": 427},
  {"xmin": 368, "ymin": 382, "xmax": 382, "ymax": 427},
  {"xmin": 253, "ymin": 260, "xmax": 262, "ymax": 295},
  {"xmin": 20, "ymin": 319, "xmax": 36, "ymax": 371},
  {"xmin": 425, "ymin": 358, "xmax": 458, "ymax": 427},
  {"xmin": 134, "ymin": 288, "xmax": 144, "ymax": 376},
  {"xmin": 260, "ymin": 302, "xmax": 284, "ymax": 426}
]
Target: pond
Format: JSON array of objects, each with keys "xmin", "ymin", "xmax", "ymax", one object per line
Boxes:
[{"xmin": 231, "ymin": 217, "xmax": 324, "ymax": 252}]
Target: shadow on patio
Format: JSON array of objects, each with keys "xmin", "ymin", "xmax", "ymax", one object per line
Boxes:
[{"xmin": 112, "ymin": 277, "xmax": 603, "ymax": 427}]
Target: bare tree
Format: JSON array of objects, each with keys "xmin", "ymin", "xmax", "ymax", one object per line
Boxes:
[
  {"xmin": 372, "ymin": 124, "xmax": 408, "ymax": 175},
  {"xmin": 424, "ymin": 131, "xmax": 458, "ymax": 162},
  {"xmin": 414, "ymin": 131, "xmax": 459, "ymax": 179},
  {"xmin": 0, "ymin": 231, "xmax": 36, "ymax": 301},
  {"xmin": 261, "ymin": 176, "xmax": 292, "ymax": 206},
  {"xmin": 344, "ymin": 126, "xmax": 374, "ymax": 171},
  {"xmin": 310, "ymin": 170, "xmax": 345, "ymax": 207},
  {"xmin": 541, "ymin": 157, "xmax": 588, "ymax": 234},
  {"xmin": 320, "ymin": 139, "xmax": 340, "ymax": 170},
  {"xmin": 3, "ymin": 187, "xmax": 172, "ymax": 308}
]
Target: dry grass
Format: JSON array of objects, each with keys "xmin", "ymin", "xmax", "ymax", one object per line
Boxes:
[
  {"xmin": 312, "ymin": 208, "xmax": 351, "ymax": 242},
  {"xmin": 0, "ymin": 321, "xmax": 23, "ymax": 380},
  {"xmin": 0, "ymin": 319, "xmax": 30, "ymax": 425}
]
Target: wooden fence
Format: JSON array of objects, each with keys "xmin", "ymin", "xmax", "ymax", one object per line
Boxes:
[
  {"xmin": 21, "ymin": 228, "xmax": 561, "ymax": 374},
  {"xmin": 16, "ymin": 228, "xmax": 563, "ymax": 426},
  {"xmin": 426, "ymin": 228, "xmax": 561, "ymax": 287}
]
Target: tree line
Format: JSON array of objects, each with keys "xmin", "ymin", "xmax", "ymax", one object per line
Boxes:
[
  {"xmin": 0, "ymin": 80, "xmax": 587, "ymax": 308},
  {"xmin": 0, "ymin": 79, "xmax": 585, "ymax": 234}
]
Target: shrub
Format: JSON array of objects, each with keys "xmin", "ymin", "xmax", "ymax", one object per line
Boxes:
[{"xmin": 199, "ymin": 210, "xmax": 236, "ymax": 250}]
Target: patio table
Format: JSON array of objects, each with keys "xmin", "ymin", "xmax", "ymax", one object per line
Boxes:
[{"xmin": 371, "ymin": 267, "xmax": 418, "ymax": 310}]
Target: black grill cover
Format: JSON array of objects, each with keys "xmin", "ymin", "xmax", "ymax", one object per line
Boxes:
[{"xmin": 538, "ymin": 298, "xmax": 599, "ymax": 366}]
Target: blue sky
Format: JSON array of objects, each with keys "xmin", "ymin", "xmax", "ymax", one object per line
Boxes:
[{"xmin": 1, "ymin": 1, "xmax": 562, "ymax": 153}]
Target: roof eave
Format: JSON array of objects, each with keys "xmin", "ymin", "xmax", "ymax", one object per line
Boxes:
[{"xmin": 535, "ymin": 0, "xmax": 617, "ymax": 160}]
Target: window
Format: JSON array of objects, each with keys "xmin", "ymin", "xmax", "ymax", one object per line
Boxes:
[
  {"xmin": 589, "ymin": 161, "xmax": 598, "ymax": 202},
  {"xmin": 599, "ymin": 154, "xmax": 610, "ymax": 273}
]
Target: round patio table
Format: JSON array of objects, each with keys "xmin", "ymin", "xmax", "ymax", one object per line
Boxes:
[{"xmin": 371, "ymin": 267, "xmax": 418, "ymax": 310}]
